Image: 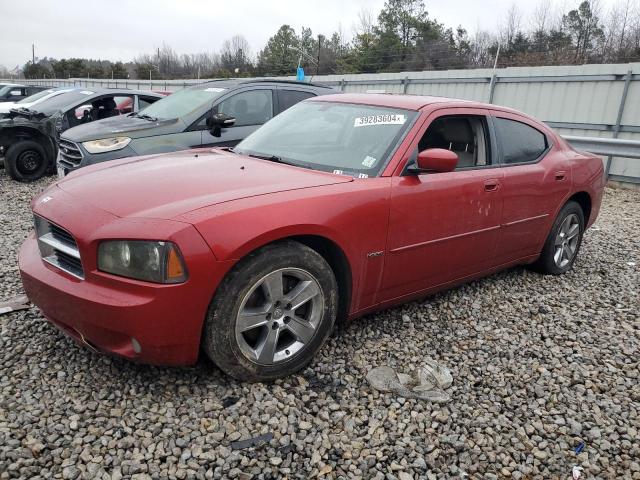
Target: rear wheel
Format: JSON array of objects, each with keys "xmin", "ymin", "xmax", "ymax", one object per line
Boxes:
[
  {"xmin": 531, "ymin": 201, "xmax": 584, "ymax": 275},
  {"xmin": 5, "ymin": 140, "xmax": 49, "ymax": 182},
  {"xmin": 202, "ymin": 241, "xmax": 338, "ymax": 381}
]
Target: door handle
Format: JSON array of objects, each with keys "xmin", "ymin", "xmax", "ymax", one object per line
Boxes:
[
  {"xmin": 484, "ymin": 179, "xmax": 500, "ymax": 192},
  {"xmin": 555, "ymin": 171, "xmax": 566, "ymax": 181}
]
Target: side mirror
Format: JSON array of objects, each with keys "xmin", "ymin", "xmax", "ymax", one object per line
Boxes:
[
  {"xmin": 410, "ymin": 148, "xmax": 458, "ymax": 173},
  {"xmin": 207, "ymin": 112, "xmax": 236, "ymax": 137}
]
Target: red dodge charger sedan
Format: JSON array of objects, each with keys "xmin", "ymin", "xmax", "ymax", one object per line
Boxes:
[{"xmin": 19, "ymin": 94, "xmax": 605, "ymax": 381}]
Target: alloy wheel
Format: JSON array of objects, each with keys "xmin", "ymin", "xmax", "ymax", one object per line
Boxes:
[
  {"xmin": 235, "ymin": 268, "xmax": 324, "ymax": 365},
  {"xmin": 553, "ymin": 213, "xmax": 580, "ymax": 268}
]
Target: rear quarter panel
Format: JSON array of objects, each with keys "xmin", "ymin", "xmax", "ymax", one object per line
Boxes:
[{"xmin": 569, "ymin": 149, "xmax": 605, "ymax": 228}]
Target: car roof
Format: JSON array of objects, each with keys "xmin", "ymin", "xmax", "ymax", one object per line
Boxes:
[
  {"xmin": 192, "ymin": 78, "xmax": 335, "ymax": 91},
  {"xmin": 73, "ymin": 87, "xmax": 164, "ymax": 97},
  {"xmin": 311, "ymin": 93, "xmax": 498, "ymax": 111}
]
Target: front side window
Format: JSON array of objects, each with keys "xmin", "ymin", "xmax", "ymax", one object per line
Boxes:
[
  {"xmin": 494, "ymin": 117, "xmax": 547, "ymax": 164},
  {"xmin": 235, "ymin": 101, "xmax": 417, "ymax": 177},
  {"xmin": 418, "ymin": 115, "xmax": 491, "ymax": 169},
  {"xmin": 217, "ymin": 89, "xmax": 273, "ymax": 127},
  {"xmin": 68, "ymin": 95, "xmax": 132, "ymax": 127}
]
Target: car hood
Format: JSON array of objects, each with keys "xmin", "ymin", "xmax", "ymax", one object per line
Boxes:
[
  {"xmin": 56, "ymin": 149, "xmax": 353, "ymax": 219},
  {"xmin": 63, "ymin": 115, "xmax": 180, "ymax": 142},
  {"xmin": 0, "ymin": 101, "xmax": 17, "ymax": 113}
]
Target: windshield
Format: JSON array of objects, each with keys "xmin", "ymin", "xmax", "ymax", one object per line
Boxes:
[
  {"xmin": 138, "ymin": 87, "xmax": 226, "ymax": 119},
  {"xmin": 0, "ymin": 86, "xmax": 19, "ymax": 97},
  {"xmin": 28, "ymin": 90, "xmax": 94, "ymax": 114},
  {"xmin": 235, "ymin": 101, "xmax": 417, "ymax": 177},
  {"xmin": 16, "ymin": 89, "xmax": 57, "ymax": 105}
]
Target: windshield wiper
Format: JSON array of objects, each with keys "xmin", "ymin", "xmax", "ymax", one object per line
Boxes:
[
  {"xmin": 247, "ymin": 153, "xmax": 294, "ymax": 165},
  {"xmin": 138, "ymin": 113, "xmax": 158, "ymax": 121}
]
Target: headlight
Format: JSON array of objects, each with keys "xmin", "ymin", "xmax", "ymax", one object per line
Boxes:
[
  {"xmin": 98, "ymin": 240, "xmax": 187, "ymax": 284},
  {"xmin": 82, "ymin": 137, "xmax": 131, "ymax": 154}
]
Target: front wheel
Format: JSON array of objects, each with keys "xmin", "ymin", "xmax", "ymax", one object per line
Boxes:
[
  {"xmin": 5, "ymin": 140, "xmax": 49, "ymax": 182},
  {"xmin": 202, "ymin": 241, "xmax": 338, "ymax": 381},
  {"xmin": 531, "ymin": 200, "xmax": 585, "ymax": 275}
]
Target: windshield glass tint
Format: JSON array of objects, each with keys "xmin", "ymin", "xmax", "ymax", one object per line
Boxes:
[
  {"xmin": 0, "ymin": 86, "xmax": 15, "ymax": 96},
  {"xmin": 139, "ymin": 87, "xmax": 226, "ymax": 119},
  {"xmin": 235, "ymin": 101, "xmax": 416, "ymax": 177},
  {"xmin": 16, "ymin": 89, "xmax": 57, "ymax": 104},
  {"xmin": 33, "ymin": 91, "xmax": 95, "ymax": 114}
]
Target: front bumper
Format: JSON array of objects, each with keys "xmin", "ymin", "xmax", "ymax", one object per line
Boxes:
[{"xmin": 18, "ymin": 192, "xmax": 229, "ymax": 366}]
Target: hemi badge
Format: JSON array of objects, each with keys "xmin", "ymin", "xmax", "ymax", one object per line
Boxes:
[{"xmin": 367, "ymin": 251, "xmax": 383, "ymax": 258}]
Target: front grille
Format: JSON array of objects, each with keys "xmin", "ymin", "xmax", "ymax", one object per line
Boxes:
[
  {"xmin": 49, "ymin": 223, "xmax": 76, "ymax": 246},
  {"xmin": 34, "ymin": 215, "xmax": 84, "ymax": 279},
  {"xmin": 58, "ymin": 139, "xmax": 83, "ymax": 168}
]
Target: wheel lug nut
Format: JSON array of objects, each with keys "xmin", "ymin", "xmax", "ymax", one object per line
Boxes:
[
  {"xmin": 283, "ymin": 317, "xmax": 290, "ymax": 324},
  {"xmin": 271, "ymin": 323, "xmax": 278, "ymax": 330}
]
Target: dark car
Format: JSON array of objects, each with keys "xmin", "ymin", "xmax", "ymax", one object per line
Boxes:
[
  {"xmin": 0, "ymin": 84, "xmax": 50, "ymax": 103},
  {"xmin": 56, "ymin": 79, "xmax": 337, "ymax": 176},
  {"xmin": 0, "ymin": 88, "xmax": 164, "ymax": 181}
]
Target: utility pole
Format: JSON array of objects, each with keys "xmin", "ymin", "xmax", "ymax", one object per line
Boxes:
[
  {"xmin": 493, "ymin": 44, "xmax": 501, "ymax": 70},
  {"xmin": 32, "ymin": 44, "xmax": 35, "ymax": 65},
  {"xmin": 316, "ymin": 35, "xmax": 321, "ymax": 76}
]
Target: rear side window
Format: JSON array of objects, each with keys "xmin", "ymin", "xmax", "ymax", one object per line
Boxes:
[
  {"xmin": 494, "ymin": 117, "xmax": 547, "ymax": 164},
  {"xmin": 278, "ymin": 90, "xmax": 315, "ymax": 113}
]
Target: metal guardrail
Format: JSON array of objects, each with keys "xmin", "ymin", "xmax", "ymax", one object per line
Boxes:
[
  {"xmin": 563, "ymin": 135, "xmax": 640, "ymax": 184},
  {"xmin": 563, "ymin": 136, "xmax": 640, "ymax": 159}
]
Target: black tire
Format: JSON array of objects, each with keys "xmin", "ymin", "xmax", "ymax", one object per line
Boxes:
[
  {"xmin": 5, "ymin": 140, "xmax": 49, "ymax": 182},
  {"xmin": 203, "ymin": 240, "xmax": 338, "ymax": 382},
  {"xmin": 531, "ymin": 200, "xmax": 585, "ymax": 275}
]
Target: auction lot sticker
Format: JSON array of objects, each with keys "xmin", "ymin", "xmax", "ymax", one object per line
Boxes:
[{"xmin": 354, "ymin": 113, "xmax": 406, "ymax": 127}]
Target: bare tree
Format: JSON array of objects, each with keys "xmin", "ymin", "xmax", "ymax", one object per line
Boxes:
[
  {"xmin": 354, "ymin": 8, "xmax": 375, "ymax": 37},
  {"xmin": 500, "ymin": 3, "xmax": 523, "ymax": 46},
  {"xmin": 220, "ymin": 35, "xmax": 252, "ymax": 73},
  {"xmin": 531, "ymin": 0, "xmax": 552, "ymax": 34}
]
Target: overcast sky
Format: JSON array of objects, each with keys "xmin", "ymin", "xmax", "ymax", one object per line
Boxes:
[{"xmin": 0, "ymin": 0, "xmax": 619, "ymax": 70}]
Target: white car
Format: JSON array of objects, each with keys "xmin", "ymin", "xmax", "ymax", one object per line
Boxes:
[{"xmin": 0, "ymin": 88, "xmax": 74, "ymax": 116}]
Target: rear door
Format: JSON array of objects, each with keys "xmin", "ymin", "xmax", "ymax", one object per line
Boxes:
[
  {"xmin": 200, "ymin": 87, "xmax": 275, "ymax": 148},
  {"xmin": 379, "ymin": 108, "xmax": 504, "ymax": 302},
  {"xmin": 490, "ymin": 112, "xmax": 571, "ymax": 264}
]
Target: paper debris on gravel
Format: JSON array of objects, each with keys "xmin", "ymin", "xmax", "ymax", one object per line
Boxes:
[
  {"xmin": 0, "ymin": 295, "xmax": 30, "ymax": 316},
  {"xmin": 366, "ymin": 358, "xmax": 453, "ymax": 403}
]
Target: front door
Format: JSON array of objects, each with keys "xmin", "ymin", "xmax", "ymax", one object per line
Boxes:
[{"xmin": 379, "ymin": 109, "xmax": 504, "ymax": 302}]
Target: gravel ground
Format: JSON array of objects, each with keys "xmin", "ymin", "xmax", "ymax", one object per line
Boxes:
[{"xmin": 1, "ymin": 173, "xmax": 638, "ymax": 480}]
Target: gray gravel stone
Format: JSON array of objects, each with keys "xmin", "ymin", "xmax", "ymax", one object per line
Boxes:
[{"xmin": 0, "ymin": 175, "xmax": 638, "ymax": 479}]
